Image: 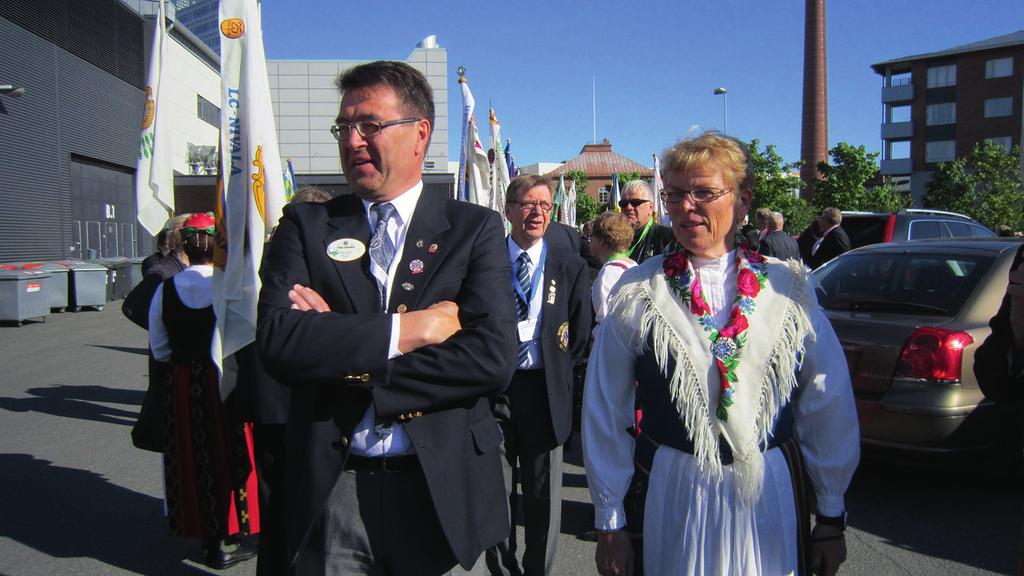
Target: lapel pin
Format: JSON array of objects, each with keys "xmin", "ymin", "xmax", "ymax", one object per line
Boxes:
[
  {"xmin": 402, "ymin": 282, "xmax": 415, "ymax": 291},
  {"xmin": 415, "ymin": 239, "xmax": 425, "ymax": 248},
  {"xmin": 410, "ymin": 259, "xmax": 425, "ymax": 275},
  {"xmin": 428, "ymin": 243, "xmax": 439, "ymax": 253},
  {"xmin": 547, "ymin": 282, "xmax": 557, "ymax": 304},
  {"xmin": 396, "ymin": 304, "xmax": 408, "ymax": 313}
]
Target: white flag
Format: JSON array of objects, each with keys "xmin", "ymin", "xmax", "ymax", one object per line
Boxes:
[
  {"xmin": 653, "ymin": 154, "xmax": 670, "ymax": 225},
  {"xmin": 212, "ymin": 0, "xmax": 287, "ymax": 399},
  {"xmin": 456, "ymin": 74, "xmax": 475, "ymax": 203},
  {"xmin": 488, "ymin": 106, "xmax": 510, "ymax": 226},
  {"xmin": 135, "ymin": 0, "xmax": 174, "ymax": 236},
  {"xmin": 467, "ymin": 118, "xmax": 491, "ymax": 208},
  {"xmin": 567, "ymin": 180, "xmax": 578, "ymax": 227}
]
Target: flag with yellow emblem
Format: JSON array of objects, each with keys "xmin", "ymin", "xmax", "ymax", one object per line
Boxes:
[{"xmin": 212, "ymin": 0, "xmax": 287, "ymax": 399}]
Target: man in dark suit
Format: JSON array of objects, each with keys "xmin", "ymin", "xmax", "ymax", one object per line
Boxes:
[
  {"xmin": 758, "ymin": 211, "xmax": 801, "ymax": 261},
  {"xmin": 619, "ymin": 180, "xmax": 676, "ymax": 264},
  {"xmin": 257, "ymin": 61, "xmax": 517, "ymax": 575},
  {"xmin": 487, "ymin": 175, "xmax": 591, "ymax": 576},
  {"xmin": 974, "ymin": 244, "xmax": 1024, "ymax": 575},
  {"xmin": 809, "ymin": 207, "xmax": 851, "ymax": 269}
]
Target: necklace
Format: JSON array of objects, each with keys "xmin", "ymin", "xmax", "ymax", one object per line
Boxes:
[{"xmin": 662, "ymin": 243, "xmax": 768, "ymax": 421}]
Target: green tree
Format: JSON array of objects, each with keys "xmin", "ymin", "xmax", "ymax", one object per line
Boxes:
[
  {"xmin": 814, "ymin": 142, "xmax": 909, "ymax": 212},
  {"xmin": 923, "ymin": 140, "xmax": 1024, "ymax": 231},
  {"xmin": 746, "ymin": 140, "xmax": 815, "ymax": 234},
  {"xmin": 575, "ymin": 193, "xmax": 601, "ymax": 225},
  {"xmin": 616, "ymin": 171, "xmax": 644, "ymax": 186}
]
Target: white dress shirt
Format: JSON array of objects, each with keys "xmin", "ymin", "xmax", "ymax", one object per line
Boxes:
[
  {"xmin": 349, "ymin": 181, "xmax": 422, "ymax": 457},
  {"xmin": 507, "ymin": 236, "xmax": 546, "ymax": 369}
]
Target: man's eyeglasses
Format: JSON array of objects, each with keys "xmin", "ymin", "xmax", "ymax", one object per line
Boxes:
[
  {"xmin": 659, "ymin": 187, "xmax": 732, "ymax": 205},
  {"xmin": 329, "ymin": 118, "xmax": 421, "ymax": 141},
  {"xmin": 618, "ymin": 198, "xmax": 651, "ymax": 209},
  {"xmin": 509, "ymin": 201, "xmax": 554, "ymax": 214}
]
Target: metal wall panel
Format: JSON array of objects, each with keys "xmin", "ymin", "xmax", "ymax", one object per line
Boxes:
[{"xmin": 0, "ymin": 14, "xmax": 148, "ymax": 261}]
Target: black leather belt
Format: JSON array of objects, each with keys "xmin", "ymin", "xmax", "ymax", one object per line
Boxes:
[{"xmin": 343, "ymin": 454, "xmax": 419, "ymax": 472}]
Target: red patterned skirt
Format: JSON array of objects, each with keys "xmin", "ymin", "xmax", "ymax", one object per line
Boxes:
[{"xmin": 161, "ymin": 361, "xmax": 260, "ymax": 539}]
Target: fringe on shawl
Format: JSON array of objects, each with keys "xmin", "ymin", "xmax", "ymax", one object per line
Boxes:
[
  {"xmin": 608, "ymin": 281, "xmax": 724, "ymax": 483},
  {"xmin": 607, "ymin": 260, "xmax": 818, "ymax": 506},
  {"xmin": 734, "ymin": 260, "xmax": 817, "ymax": 507}
]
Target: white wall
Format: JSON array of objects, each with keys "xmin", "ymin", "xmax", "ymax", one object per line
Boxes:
[{"xmin": 268, "ymin": 43, "xmax": 449, "ymax": 175}]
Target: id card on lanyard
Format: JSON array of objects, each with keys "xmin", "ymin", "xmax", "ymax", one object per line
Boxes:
[{"xmin": 511, "ymin": 242, "xmax": 547, "ymax": 344}]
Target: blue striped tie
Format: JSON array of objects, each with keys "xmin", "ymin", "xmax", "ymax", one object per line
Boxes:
[
  {"xmin": 369, "ymin": 202, "xmax": 396, "ymax": 310},
  {"xmin": 515, "ymin": 251, "xmax": 532, "ymax": 367}
]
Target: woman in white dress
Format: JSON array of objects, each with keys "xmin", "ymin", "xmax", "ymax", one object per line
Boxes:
[
  {"xmin": 589, "ymin": 211, "xmax": 637, "ymax": 325},
  {"xmin": 583, "ymin": 132, "xmax": 859, "ymax": 576}
]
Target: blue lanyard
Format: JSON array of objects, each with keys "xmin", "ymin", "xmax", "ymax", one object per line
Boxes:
[{"xmin": 511, "ymin": 241, "xmax": 547, "ymax": 308}]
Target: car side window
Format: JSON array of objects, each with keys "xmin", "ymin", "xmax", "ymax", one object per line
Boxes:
[
  {"xmin": 945, "ymin": 221, "xmax": 972, "ymax": 238},
  {"xmin": 968, "ymin": 224, "xmax": 996, "ymax": 238},
  {"xmin": 908, "ymin": 220, "xmax": 942, "ymax": 240}
]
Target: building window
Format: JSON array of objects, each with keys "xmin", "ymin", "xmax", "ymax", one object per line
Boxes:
[
  {"xmin": 890, "ymin": 105, "xmax": 911, "ymax": 122},
  {"xmin": 925, "ymin": 140, "xmax": 956, "ymax": 163},
  {"xmin": 926, "ymin": 64, "xmax": 956, "ymax": 88},
  {"xmin": 987, "ymin": 136, "xmax": 1013, "ymax": 153},
  {"xmin": 598, "ymin": 187, "xmax": 609, "ymax": 204},
  {"xmin": 197, "ymin": 95, "xmax": 220, "ymax": 127},
  {"xmin": 984, "ymin": 97, "xmax": 1013, "ymax": 118},
  {"xmin": 926, "ymin": 102, "xmax": 956, "ymax": 125},
  {"xmin": 986, "ymin": 57, "xmax": 1013, "ymax": 79},
  {"xmin": 888, "ymin": 140, "xmax": 910, "ymax": 160}
]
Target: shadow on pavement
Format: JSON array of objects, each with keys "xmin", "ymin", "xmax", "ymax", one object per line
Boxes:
[
  {"xmin": 91, "ymin": 345, "xmax": 150, "ymax": 356},
  {"xmin": 0, "ymin": 454, "xmax": 214, "ymax": 575},
  {"xmin": 847, "ymin": 456, "xmax": 1020, "ymax": 575},
  {"xmin": 0, "ymin": 385, "xmax": 142, "ymax": 426}
]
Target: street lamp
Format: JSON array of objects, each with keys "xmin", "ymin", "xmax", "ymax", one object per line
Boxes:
[
  {"xmin": 713, "ymin": 87, "xmax": 728, "ymax": 134},
  {"xmin": 0, "ymin": 84, "xmax": 26, "ymax": 97}
]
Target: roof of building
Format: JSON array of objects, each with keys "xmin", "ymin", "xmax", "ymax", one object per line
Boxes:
[
  {"xmin": 871, "ymin": 29, "xmax": 1024, "ymax": 72},
  {"xmin": 545, "ymin": 139, "xmax": 652, "ymax": 178}
]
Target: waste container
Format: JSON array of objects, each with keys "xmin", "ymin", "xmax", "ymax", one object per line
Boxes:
[
  {"xmin": 129, "ymin": 256, "xmax": 146, "ymax": 289},
  {"xmin": 3, "ymin": 262, "xmax": 69, "ymax": 312},
  {"xmin": 94, "ymin": 257, "xmax": 131, "ymax": 300},
  {"xmin": 54, "ymin": 260, "xmax": 108, "ymax": 311},
  {"xmin": 0, "ymin": 267, "xmax": 50, "ymax": 324}
]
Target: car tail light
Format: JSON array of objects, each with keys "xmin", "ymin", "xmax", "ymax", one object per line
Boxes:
[{"xmin": 894, "ymin": 327, "xmax": 973, "ymax": 382}]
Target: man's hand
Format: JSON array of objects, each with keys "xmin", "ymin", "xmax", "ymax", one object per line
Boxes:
[
  {"xmin": 398, "ymin": 301, "xmax": 461, "ymax": 353},
  {"xmin": 289, "ymin": 284, "xmax": 331, "ymax": 313},
  {"xmin": 595, "ymin": 530, "xmax": 633, "ymax": 576},
  {"xmin": 1008, "ymin": 261, "xmax": 1024, "ymax": 351},
  {"xmin": 809, "ymin": 523, "xmax": 847, "ymax": 576}
]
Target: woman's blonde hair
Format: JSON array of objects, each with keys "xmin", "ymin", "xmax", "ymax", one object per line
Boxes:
[
  {"xmin": 590, "ymin": 211, "xmax": 634, "ymax": 253},
  {"xmin": 661, "ymin": 130, "xmax": 755, "ymax": 193}
]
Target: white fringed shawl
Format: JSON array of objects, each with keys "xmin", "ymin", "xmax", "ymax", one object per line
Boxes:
[{"xmin": 607, "ymin": 253, "xmax": 817, "ymax": 506}]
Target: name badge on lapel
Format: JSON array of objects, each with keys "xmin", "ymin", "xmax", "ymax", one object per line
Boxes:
[
  {"xmin": 546, "ymin": 279, "xmax": 557, "ymax": 305},
  {"xmin": 326, "ymin": 239, "xmax": 366, "ymax": 262}
]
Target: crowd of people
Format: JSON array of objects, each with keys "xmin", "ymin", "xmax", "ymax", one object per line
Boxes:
[{"xmin": 124, "ymin": 59, "xmax": 946, "ymax": 576}]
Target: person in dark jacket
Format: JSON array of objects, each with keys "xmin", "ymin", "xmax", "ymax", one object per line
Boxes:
[
  {"xmin": 619, "ymin": 180, "xmax": 676, "ymax": 264},
  {"xmin": 809, "ymin": 207, "xmax": 851, "ymax": 269},
  {"xmin": 758, "ymin": 211, "xmax": 801, "ymax": 262}
]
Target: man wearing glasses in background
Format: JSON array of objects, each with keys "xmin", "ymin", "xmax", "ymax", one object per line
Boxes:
[
  {"xmin": 257, "ymin": 60, "xmax": 516, "ymax": 575},
  {"xmin": 618, "ymin": 180, "xmax": 677, "ymax": 264},
  {"xmin": 488, "ymin": 175, "xmax": 591, "ymax": 576}
]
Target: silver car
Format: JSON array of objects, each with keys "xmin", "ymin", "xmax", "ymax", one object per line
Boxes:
[{"xmin": 812, "ymin": 238, "xmax": 1022, "ymax": 455}]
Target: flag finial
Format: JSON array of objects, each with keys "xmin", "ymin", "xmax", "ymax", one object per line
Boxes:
[{"xmin": 457, "ymin": 66, "xmax": 466, "ymax": 83}]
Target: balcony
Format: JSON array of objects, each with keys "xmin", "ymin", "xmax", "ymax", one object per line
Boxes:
[
  {"xmin": 881, "ymin": 121, "xmax": 913, "ymax": 140},
  {"xmin": 880, "ymin": 158, "xmax": 913, "ymax": 175},
  {"xmin": 881, "ymin": 83, "xmax": 914, "ymax": 103}
]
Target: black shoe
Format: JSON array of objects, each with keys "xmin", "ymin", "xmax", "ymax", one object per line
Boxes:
[{"xmin": 204, "ymin": 539, "xmax": 257, "ymax": 570}]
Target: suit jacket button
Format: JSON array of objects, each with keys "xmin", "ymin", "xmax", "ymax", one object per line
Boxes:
[
  {"xmin": 396, "ymin": 304, "xmax": 408, "ymax": 313},
  {"xmin": 331, "ymin": 435, "xmax": 349, "ymax": 450},
  {"xmin": 414, "ymin": 411, "xmax": 422, "ymax": 417},
  {"xmin": 360, "ymin": 373, "xmax": 370, "ymax": 382},
  {"xmin": 398, "ymin": 414, "xmax": 407, "ymax": 421}
]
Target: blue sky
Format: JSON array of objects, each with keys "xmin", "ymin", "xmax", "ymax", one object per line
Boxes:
[{"xmin": 260, "ymin": 0, "xmax": 1022, "ymax": 169}]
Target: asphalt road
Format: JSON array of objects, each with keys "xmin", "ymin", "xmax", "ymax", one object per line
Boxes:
[{"xmin": 0, "ymin": 306, "xmax": 1019, "ymax": 575}]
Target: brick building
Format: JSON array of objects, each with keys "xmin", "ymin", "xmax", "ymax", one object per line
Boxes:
[{"xmin": 546, "ymin": 139, "xmax": 653, "ymax": 203}]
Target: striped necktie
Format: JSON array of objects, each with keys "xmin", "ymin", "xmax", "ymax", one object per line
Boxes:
[
  {"xmin": 369, "ymin": 202, "xmax": 396, "ymax": 310},
  {"xmin": 515, "ymin": 251, "xmax": 532, "ymax": 367}
]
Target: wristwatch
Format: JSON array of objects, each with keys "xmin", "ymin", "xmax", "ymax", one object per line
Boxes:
[{"xmin": 815, "ymin": 511, "xmax": 848, "ymax": 531}]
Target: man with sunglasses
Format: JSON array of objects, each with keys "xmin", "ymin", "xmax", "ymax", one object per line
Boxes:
[
  {"xmin": 618, "ymin": 180, "xmax": 677, "ymax": 264},
  {"xmin": 257, "ymin": 60, "xmax": 516, "ymax": 576}
]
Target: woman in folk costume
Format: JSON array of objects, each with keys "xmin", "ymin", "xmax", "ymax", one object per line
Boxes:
[
  {"xmin": 148, "ymin": 213, "xmax": 260, "ymax": 569},
  {"xmin": 583, "ymin": 132, "xmax": 859, "ymax": 576}
]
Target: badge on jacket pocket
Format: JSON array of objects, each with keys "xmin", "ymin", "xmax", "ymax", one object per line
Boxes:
[{"xmin": 557, "ymin": 321, "xmax": 569, "ymax": 352}]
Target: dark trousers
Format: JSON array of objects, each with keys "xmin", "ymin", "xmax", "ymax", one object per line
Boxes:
[
  {"xmin": 253, "ymin": 423, "xmax": 287, "ymax": 576},
  {"xmin": 487, "ymin": 370, "xmax": 563, "ymax": 576},
  {"xmin": 294, "ymin": 460, "xmax": 480, "ymax": 576}
]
